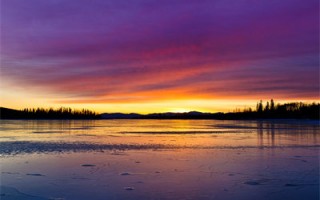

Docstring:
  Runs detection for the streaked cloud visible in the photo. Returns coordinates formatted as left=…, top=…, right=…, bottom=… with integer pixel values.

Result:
left=1, top=0, right=319, bottom=112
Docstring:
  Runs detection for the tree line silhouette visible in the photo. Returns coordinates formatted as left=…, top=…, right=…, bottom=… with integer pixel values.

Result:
left=0, top=99, right=319, bottom=119
left=0, top=107, right=99, bottom=119
left=224, top=99, right=319, bottom=119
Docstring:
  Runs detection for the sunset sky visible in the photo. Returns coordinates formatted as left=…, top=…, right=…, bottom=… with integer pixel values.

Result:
left=1, top=0, right=319, bottom=113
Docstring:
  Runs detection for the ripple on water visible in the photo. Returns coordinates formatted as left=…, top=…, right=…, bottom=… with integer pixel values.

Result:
left=124, top=187, right=134, bottom=191
left=81, top=164, right=96, bottom=167
left=120, top=172, right=131, bottom=176
left=26, top=173, right=45, bottom=177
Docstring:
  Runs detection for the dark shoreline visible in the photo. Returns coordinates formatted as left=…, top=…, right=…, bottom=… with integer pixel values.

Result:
left=1, top=104, right=319, bottom=120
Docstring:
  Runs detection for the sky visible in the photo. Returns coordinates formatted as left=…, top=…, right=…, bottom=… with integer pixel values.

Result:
left=0, top=0, right=319, bottom=113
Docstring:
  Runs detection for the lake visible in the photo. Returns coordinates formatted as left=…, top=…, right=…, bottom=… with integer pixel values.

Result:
left=0, top=119, right=319, bottom=200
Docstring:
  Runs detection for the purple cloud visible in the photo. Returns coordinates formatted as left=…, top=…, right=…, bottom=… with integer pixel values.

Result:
left=1, top=0, right=319, bottom=103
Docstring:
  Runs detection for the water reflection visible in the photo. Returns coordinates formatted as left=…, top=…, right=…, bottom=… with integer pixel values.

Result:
left=0, top=120, right=319, bottom=200
left=0, top=120, right=319, bottom=155
left=255, top=120, right=319, bottom=148
left=256, top=121, right=276, bottom=147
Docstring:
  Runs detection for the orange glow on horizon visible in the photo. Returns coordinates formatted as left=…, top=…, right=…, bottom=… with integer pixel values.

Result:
left=1, top=71, right=319, bottom=114
left=1, top=86, right=319, bottom=114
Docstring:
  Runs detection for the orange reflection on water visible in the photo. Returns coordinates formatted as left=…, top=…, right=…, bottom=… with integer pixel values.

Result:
left=0, top=119, right=318, bottom=149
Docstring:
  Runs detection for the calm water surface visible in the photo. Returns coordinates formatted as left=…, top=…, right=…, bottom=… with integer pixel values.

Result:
left=0, top=120, right=319, bottom=200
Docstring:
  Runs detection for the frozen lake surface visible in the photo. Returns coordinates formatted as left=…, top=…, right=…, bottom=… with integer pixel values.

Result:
left=0, top=119, right=319, bottom=200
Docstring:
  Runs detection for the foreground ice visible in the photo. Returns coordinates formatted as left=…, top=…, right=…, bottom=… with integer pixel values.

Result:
left=0, top=186, right=48, bottom=200
left=1, top=147, right=318, bottom=200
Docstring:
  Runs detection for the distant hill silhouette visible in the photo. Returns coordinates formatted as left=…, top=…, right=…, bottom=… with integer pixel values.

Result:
left=101, top=111, right=216, bottom=119
left=101, top=113, right=141, bottom=119
left=101, top=100, right=319, bottom=120
left=1, top=100, right=319, bottom=120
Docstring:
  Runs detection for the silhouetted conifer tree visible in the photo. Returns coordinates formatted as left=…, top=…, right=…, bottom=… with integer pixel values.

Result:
left=270, top=99, right=275, bottom=111
left=257, top=100, right=263, bottom=113
left=265, top=101, right=270, bottom=112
